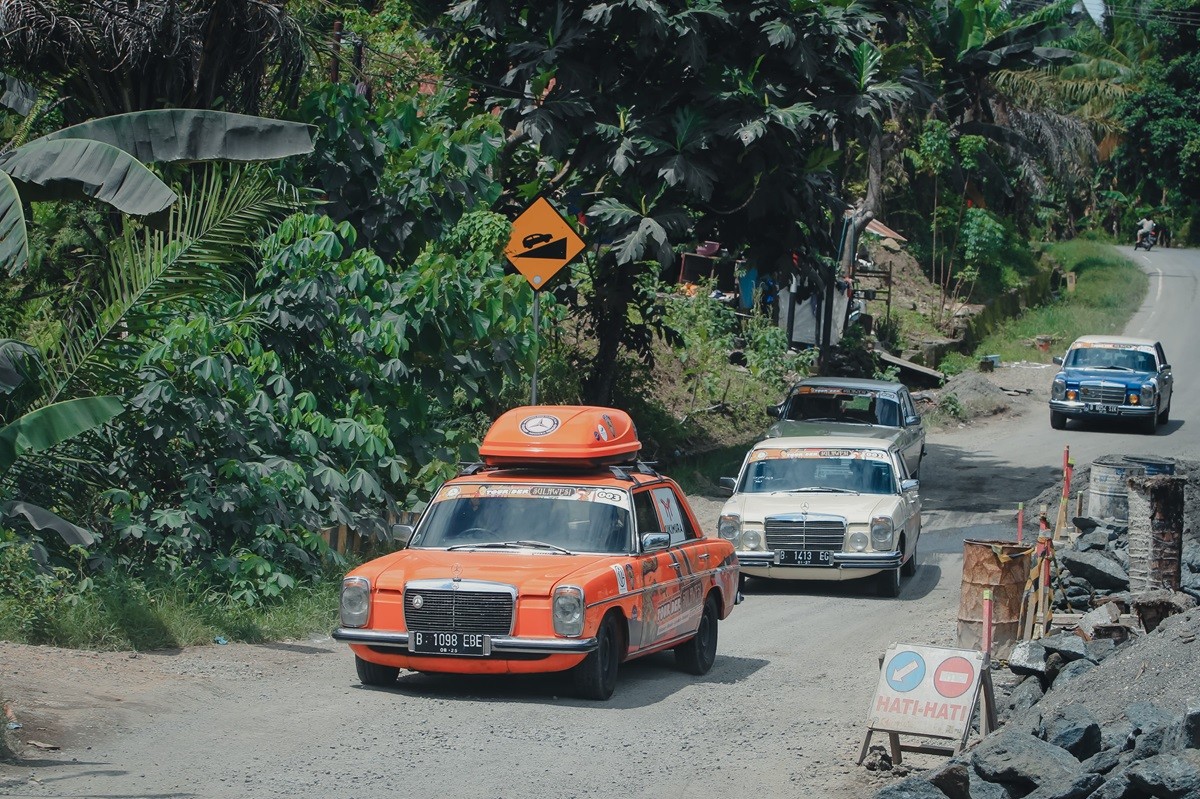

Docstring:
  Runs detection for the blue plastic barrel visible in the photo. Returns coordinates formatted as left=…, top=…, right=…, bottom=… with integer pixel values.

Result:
left=738, top=267, right=758, bottom=310
left=1124, top=455, right=1176, bottom=476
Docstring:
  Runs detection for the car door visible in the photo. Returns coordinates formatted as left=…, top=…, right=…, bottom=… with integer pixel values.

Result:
left=898, top=390, right=925, bottom=475
left=1156, top=343, right=1173, bottom=410
left=895, top=451, right=922, bottom=551
left=631, top=486, right=705, bottom=650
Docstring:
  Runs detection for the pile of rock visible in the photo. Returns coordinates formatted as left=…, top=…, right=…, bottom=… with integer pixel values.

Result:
left=873, top=610, right=1200, bottom=798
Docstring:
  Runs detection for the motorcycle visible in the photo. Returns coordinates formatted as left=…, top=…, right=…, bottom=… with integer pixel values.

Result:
left=1135, top=229, right=1157, bottom=251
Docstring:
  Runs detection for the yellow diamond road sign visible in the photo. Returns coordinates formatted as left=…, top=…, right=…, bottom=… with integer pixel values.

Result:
left=504, top=197, right=586, bottom=291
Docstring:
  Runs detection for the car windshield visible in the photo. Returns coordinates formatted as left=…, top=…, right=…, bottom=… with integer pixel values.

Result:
left=413, top=484, right=633, bottom=554
left=1065, top=346, right=1156, bottom=372
left=783, top=391, right=901, bottom=426
left=738, top=450, right=896, bottom=495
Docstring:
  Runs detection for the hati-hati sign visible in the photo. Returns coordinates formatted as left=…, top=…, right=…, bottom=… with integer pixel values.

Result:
left=859, top=644, right=992, bottom=764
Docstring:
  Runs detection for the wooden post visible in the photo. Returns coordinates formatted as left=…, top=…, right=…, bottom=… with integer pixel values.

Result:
left=1017, top=502, right=1024, bottom=544
left=982, top=588, right=994, bottom=658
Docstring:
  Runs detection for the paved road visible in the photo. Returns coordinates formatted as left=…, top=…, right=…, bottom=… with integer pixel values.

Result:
left=1, top=246, right=1195, bottom=799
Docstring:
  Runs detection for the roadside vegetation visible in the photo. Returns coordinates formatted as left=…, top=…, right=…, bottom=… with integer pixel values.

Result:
left=0, top=0, right=1195, bottom=650
left=938, top=241, right=1149, bottom=374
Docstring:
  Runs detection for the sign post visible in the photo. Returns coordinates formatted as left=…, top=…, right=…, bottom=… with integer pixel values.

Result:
left=859, top=644, right=996, bottom=765
left=503, top=197, right=587, bottom=404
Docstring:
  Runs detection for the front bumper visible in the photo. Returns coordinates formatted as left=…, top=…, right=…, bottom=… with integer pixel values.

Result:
left=1049, top=399, right=1155, bottom=419
left=331, top=627, right=598, bottom=655
left=736, top=550, right=902, bottom=570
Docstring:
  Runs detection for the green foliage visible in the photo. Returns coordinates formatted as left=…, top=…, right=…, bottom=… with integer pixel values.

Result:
left=294, top=84, right=503, bottom=264
left=0, top=526, right=340, bottom=648
left=742, top=308, right=813, bottom=389
left=102, top=212, right=535, bottom=601
left=662, top=282, right=736, bottom=416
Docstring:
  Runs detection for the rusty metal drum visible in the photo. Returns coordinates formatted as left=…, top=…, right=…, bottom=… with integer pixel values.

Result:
left=956, top=539, right=1032, bottom=660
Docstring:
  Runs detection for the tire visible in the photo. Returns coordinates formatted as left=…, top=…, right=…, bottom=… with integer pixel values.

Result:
left=573, top=613, right=622, bottom=700
left=901, top=537, right=918, bottom=578
left=1050, top=410, right=1066, bottom=430
left=1158, top=401, right=1170, bottom=423
left=876, top=567, right=901, bottom=598
left=1143, top=411, right=1159, bottom=435
left=355, top=655, right=399, bottom=687
left=675, top=595, right=720, bottom=676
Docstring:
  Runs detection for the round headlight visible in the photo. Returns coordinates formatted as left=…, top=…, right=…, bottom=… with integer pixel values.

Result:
left=849, top=532, right=868, bottom=552
left=340, top=576, right=370, bottom=627
left=552, top=586, right=584, bottom=637
left=871, top=517, right=894, bottom=549
left=741, top=529, right=763, bottom=550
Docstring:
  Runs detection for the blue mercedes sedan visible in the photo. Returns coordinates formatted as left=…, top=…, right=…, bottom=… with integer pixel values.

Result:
left=1049, top=335, right=1174, bottom=434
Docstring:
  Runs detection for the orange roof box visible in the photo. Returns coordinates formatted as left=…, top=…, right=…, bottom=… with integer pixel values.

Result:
left=479, top=406, right=640, bottom=468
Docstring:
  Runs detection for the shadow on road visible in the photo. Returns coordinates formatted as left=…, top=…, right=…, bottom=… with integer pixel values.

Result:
left=922, top=440, right=1060, bottom=513
left=357, top=651, right=768, bottom=709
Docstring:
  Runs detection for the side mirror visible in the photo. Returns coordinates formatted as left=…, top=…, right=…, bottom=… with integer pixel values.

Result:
left=1162, top=363, right=1171, bottom=371
left=900, top=479, right=919, bottom=493
left=767, top=403, right=783, bottom=419
left=719, top=476, right=737, bottom=495
left=1052, top=356, right=1063, bottom=365
left=391, top=524, right=415, bottom=546
left=641, top=532, right=671, bottom=552
left=904, top=415, right=921, bottom=426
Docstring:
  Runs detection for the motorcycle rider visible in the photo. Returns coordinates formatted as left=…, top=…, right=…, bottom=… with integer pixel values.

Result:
left=1137, top=215, right=1156, bottom=247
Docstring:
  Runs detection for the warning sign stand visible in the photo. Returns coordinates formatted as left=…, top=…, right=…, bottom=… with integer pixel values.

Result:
left=858, top=644, right=998, bottom=766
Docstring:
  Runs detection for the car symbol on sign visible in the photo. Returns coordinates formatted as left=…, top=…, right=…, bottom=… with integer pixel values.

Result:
left=523, top=232, right=554, bottom=248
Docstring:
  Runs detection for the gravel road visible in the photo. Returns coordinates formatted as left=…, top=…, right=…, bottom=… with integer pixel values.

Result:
left=2, top=245, right=1197, bottom=799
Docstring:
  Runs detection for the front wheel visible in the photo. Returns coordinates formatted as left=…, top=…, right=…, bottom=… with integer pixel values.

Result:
left=876, top=567, right=902, bottom=598
left=675, top=595, right=719, bottom=676
left=1143, top=412, right=1159, bottom=435
left=901, top=537, right=918, bottom=578
left=355, top=655, right=399, bottom=687
left=573, top=613, right=622, bottom=700
left=1158, top=402, right=1171, bottom=423
left=1050, top=410, right=1067, bottom=430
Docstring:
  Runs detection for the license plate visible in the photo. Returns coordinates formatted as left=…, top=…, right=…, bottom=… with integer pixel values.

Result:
left=409, top=631, right=489, bottom=656
left=778, top=550, right=834, bottom=567
left=1084, top=403, right=1120, bottom=414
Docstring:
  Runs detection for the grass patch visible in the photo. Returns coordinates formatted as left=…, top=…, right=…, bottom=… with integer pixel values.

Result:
left=0, top=569, right=341, bottom=651
left=940, top=241, right=1148, bottom=371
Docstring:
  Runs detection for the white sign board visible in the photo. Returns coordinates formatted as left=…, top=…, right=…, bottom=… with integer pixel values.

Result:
left=868, top=644, right=985, bottom=740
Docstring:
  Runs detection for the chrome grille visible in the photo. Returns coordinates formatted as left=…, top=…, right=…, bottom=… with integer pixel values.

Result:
left=1079, top=383, right=1127, bottom=404
left=764, top=516, right=847, bottom=552
left=403, top=588, right=514, bottom=635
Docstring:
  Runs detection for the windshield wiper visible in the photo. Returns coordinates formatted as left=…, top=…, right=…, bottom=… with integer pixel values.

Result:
left=447, top=540, right=574, bottom=554
left=1096, top=365, right=1135, bottom=371
left=782, top=487, right=861, bottom=495
left=797, top=416, right=873, bottom=425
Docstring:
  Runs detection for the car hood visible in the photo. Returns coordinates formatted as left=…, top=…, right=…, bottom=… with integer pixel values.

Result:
left=721, top=491, right=900, bottom=522
left=1059, top=367, right=1154, bottom=386
left=372, top=548, right=616, bottom=597
left=765, top=420, right=904, bottom=441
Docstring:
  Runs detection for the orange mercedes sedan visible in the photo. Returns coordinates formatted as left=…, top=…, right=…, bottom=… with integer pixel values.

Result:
left=332, top=406, right=741, bottom=700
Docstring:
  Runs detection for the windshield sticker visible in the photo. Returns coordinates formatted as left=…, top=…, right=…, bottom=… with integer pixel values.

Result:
left=752, top=448, right=889, bottom=461
left=432, top=483, right=631, bottom=510
left=799, top=386, right=884, bottom=398
left=1073, top=342, right=1154, bottom=353
left=519, top=414, right=560, bottom=436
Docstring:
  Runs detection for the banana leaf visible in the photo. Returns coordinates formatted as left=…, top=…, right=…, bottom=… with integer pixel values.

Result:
left=1, top=501, right=95, bottom=547
left=0, top=339, right=41, bottom=394
left=0, top=395, right=124, bottom=475
left=0, top=170, right=28, bottom=274
left=38, top=109, right=315, bottom=164
left=0, top=138, right=178, bottom=216
left=0, top=71, right=36, bottom=116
